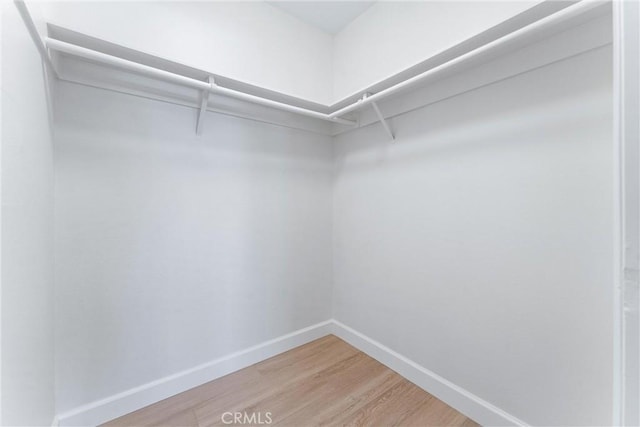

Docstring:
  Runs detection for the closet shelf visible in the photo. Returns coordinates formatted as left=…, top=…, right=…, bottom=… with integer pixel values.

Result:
left=20, top=0, right=607, bottom=138
left=45, top=37, right=357, bottom=129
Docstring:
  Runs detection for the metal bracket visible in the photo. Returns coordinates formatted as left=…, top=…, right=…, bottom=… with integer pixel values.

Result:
left=370, top=99, right=395, bottom=141
left=361, top=93, right=394, bottom=141
left=196, top=76, right=214, bottom=135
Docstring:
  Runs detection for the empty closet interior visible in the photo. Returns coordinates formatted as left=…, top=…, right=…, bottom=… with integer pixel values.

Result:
left=2, top=1, right=639, bottom=426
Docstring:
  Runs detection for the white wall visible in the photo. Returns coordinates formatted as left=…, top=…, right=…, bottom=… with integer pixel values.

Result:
left=40, top=1, right=561, bottom=105
left=332, top=45, right=613, bottom=426
left=1, top=2, right=56, bottom=426
left=53, top=82, right=333, bottom=413
left=41, top=1, right=550, bottom=105
left=332, top=1, right=539, bottom=101
left=40, top=1, right=334, bottom=105
left=10, top=2, right=617, bottom=424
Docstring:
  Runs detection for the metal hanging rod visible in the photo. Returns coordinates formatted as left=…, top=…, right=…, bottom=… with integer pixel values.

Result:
left=44, top=37, right=357, bottom=127
left=327, top=0, right=607, bottom=120
left=14, top=0, right=58, bottom=77
left=22, top=0, right=604, bottom=138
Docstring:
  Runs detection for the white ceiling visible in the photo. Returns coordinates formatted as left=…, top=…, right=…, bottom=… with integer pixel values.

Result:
left=267, top=1, right=375, bottom=35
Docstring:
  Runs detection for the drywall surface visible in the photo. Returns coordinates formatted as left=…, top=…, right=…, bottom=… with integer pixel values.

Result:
left=332, top=46, right=614, bottom=425
left=332, top=1, right=540, bottom=101
left=53, top=82, right=333, bottom=413
left=38, top=1, right=548, bottom=105
left=40, top=1, right=333, bottom=105
left=1, top=2, right=55, bottom=426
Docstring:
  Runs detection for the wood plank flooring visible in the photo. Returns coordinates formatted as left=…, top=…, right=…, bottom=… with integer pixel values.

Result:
left=103, top=335, right=479, bottom=427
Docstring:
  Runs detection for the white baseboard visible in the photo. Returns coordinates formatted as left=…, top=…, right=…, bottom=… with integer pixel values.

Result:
left=57, top=320, right=333, bottom=426
left=329, top=320, right=528, bottom=426
left=57, top=319, right=525, bottom=427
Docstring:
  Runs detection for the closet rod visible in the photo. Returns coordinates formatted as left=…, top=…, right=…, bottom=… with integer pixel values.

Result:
left=328, top=0, right=607, bottom=119
left=44, top=38, right=357, bottom=127
left=14, top=0, right=58, bottom=77
left=42, top=0, right=603, bottom=129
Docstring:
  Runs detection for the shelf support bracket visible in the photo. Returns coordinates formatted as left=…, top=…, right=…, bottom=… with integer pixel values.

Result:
left=371, top=100, right=394, bottom=141
left=196, top=76, right=214, bottom=135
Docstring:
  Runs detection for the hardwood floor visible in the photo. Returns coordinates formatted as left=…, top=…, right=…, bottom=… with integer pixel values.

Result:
left=103, top=335, right=479, bottom=427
